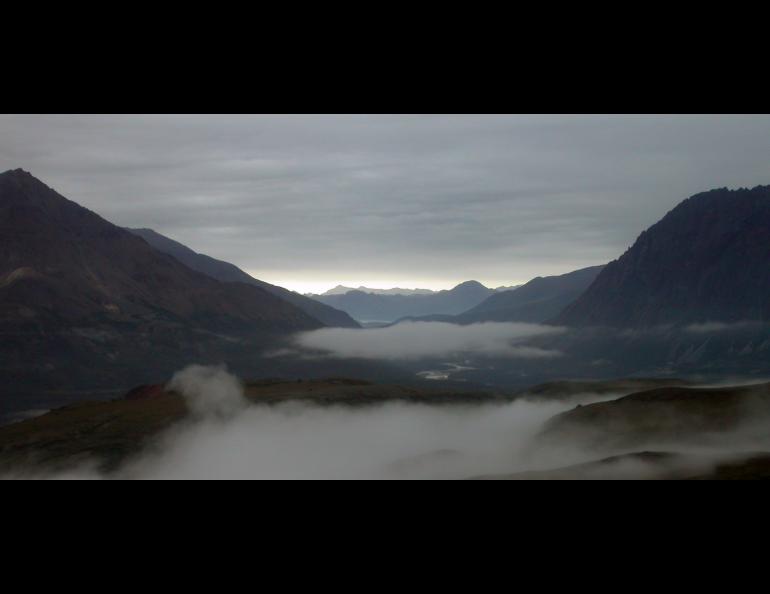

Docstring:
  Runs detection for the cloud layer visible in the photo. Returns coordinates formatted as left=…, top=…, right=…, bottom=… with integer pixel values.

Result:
left=290, top=321, right=564, bottom=360
left=3, top=115, right=770, bottom=289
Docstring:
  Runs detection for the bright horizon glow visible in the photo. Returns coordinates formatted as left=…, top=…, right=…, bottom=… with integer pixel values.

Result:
left=248, top=275, right=526, bottom=295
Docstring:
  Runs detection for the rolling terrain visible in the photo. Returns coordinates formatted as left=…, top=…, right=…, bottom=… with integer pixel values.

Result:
left=4, top=375, right=770, bottom=479
left=538, top=381, right=770, bottom=452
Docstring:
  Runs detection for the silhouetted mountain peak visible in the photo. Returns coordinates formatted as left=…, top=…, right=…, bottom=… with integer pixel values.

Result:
left=0, top=169, right=55, bottom=193
left=1, top=168, right=35, bottom=179
left=1, top=171, right=323, bottom=331
left=451, top=280, right=485, bottom=291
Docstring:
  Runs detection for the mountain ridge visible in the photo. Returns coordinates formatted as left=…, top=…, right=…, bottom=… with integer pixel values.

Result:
left=553, top=185, right=770, bottom=328
left=318, top=285, right=436, bottom=296
left=310, top=279, right=496, bottom=322
left=128, top=228, right=359, bottom=328
left=0, top=169, right=324, bottom=397
left=394, top=265, right=604, bottom=325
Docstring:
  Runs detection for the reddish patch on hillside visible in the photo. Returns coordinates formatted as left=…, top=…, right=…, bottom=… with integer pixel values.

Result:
left=123, top=384, right=166, bottom=401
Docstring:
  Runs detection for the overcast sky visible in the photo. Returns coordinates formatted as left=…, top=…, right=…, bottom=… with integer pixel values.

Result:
left=2, top=114, right=770, bottom=293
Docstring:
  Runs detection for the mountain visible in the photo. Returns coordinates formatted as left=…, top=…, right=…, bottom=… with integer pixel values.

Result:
left=0, top=169, right=323, bottom=395
left=311, top=280, right=495, bottom=322
left=554, top=186, right=770, bottom=328
left=455, top=266, right=604, bottom=323
left=394, top=266, right=603, bottom=325
left=128, top=228, right=359, bottom=328
left=319, top=285, right=436, bottom=296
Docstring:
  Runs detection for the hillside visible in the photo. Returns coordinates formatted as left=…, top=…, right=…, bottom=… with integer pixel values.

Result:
left=554, top=186, right=770, bottom=328
left=128, top=228, right=359, bottom=328
left=0, top=169, right=322, bottom=396
left=538, top=381, right=770, bottom=452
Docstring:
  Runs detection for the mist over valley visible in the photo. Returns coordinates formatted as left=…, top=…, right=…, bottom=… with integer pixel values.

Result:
left=4, top=114, right=770, bottom=480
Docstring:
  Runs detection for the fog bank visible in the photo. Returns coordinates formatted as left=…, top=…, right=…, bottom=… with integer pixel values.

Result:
left=10, top=365, right=770, bottom=480
left=291, top=321, right=564, bottom=360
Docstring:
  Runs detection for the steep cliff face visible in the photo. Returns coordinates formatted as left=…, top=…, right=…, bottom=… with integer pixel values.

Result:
left=554, top=186, right=770, bottom=328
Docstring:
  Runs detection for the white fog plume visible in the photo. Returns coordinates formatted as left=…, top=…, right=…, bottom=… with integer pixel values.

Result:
left=123, top=398, right=573, bottom=480
left=291, top=321, right=565, bottom=360
left=167, top=364, right=246, bottom=418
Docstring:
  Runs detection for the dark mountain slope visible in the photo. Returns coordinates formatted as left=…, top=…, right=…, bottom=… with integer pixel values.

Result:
left=456, top=265, right=604, bottom=323
left=312, top=280, right=494, bottom=322
left=394, top=266, right=604, bottom=325
left=0, top=169, right=323, bottom=398
left=554, top=186, right=770, bottom=328
left=127, top=228, right=359, bottom=328
left=0, top=169, right=320, bottom=332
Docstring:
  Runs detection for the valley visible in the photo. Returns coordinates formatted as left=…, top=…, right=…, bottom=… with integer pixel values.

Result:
left=4, top=113, right=770, bottom=480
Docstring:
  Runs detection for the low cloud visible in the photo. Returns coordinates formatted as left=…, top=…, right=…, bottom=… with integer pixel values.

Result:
left=168, top=364, right=246, bottom=419
left=53, top=366, right=579, bottom=480
left=7, top=366, right=770, bottom=480
left=291, top=321, right=565, bottom=360
left=684, top=321, right=763, bottom=334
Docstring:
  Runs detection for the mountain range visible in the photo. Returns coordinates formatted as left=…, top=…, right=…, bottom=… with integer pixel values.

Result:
left=318, top=285, right=436, bottom=296
left=316, top=284, right=520, bottom=297
left=310, top=280, right=496, bottom=322
left=395, top=265, right=604, bottom=325
left=7, top=168, right=770, bottom=407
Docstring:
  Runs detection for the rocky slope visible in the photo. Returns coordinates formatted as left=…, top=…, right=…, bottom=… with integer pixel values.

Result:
left=554, top=186, right=770, bottom=328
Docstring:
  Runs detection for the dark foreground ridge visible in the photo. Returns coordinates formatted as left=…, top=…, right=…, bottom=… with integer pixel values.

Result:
left=538, top=381, right=770, bottom=452
left=4, top=376, right=770, bottom=479
left=473, top=451, right=770, bottom=480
